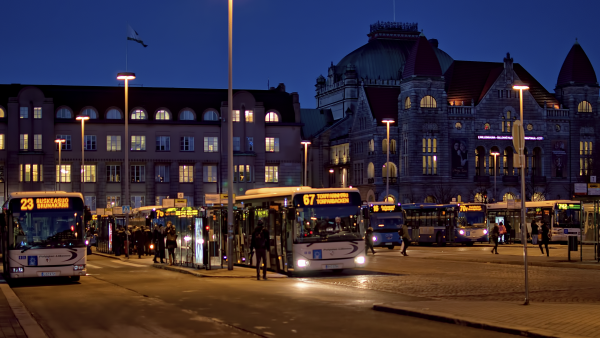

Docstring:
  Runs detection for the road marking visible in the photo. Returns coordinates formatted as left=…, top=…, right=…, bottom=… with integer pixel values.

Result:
left=113, top=260, right=146, bottom=267
left=86, top=264, right=102, bottom=269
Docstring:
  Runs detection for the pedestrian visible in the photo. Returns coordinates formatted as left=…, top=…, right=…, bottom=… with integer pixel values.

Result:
left=153, top=224, right=165, bottom=264
left=505, top=221, right=512, bottom=244
left=134, top=226, right=146, bottom=259
left=498, top=221, right=506, bottom=244
left=144, top=225, right=152, bottom=255
left=250, top=220, right=270, bottom=280
left=165, top=222, right=178, bottom=266
left=400, top=223, right=411, bottom=256
left=531, top=220, right=539, bottom=245
left=490, top=223, right=499, bottom=254
left=539, top=221, right=550, bottom=257
left=365, top=226, right=375, bottom=255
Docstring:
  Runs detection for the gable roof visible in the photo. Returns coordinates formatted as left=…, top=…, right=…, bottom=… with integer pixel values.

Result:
left=513, top=64, right=559, bottom=107
left=556, top=41, right=598, bottom=87
left=364, top=87, right=400, bottom=124
left=403, top=36, right=442, bottom=78
left=301, top=108, right=333, bottom=139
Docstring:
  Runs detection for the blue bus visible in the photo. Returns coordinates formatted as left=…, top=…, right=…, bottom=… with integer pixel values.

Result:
left=368, top=203, right=403, bottom=249
left=403, top=203, right=488, bottom=245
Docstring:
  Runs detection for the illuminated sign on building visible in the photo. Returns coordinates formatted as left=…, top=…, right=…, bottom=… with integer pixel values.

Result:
left=477, top=135, right=544, bottom=141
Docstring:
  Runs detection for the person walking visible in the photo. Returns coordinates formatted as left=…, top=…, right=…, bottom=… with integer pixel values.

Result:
left=365, top=226, right=375, bottom=255
left=400, top=223, right=411, bottom=256
left=498, top=222, right=507, bottom=244
left=490, top=223, right=500, bottom=254
left=165, top=222, right=178, bottom=266
left=531, top=220, right=539, bottom=246
left=539, top=221, right=550, bottom=256
left=153, top=224, right=165, bottom=263
left=251, top=220, right=270, bottom=280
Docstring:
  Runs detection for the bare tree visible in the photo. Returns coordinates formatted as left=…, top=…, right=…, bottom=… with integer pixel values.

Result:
left=468, top=180, right=492, bottom=203
left=428, top=182, right=458, bottom=204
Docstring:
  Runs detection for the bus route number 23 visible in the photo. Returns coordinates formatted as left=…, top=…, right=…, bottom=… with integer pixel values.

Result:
left=303, top=194, right=316, bottom=206
left=20, top=198, right=34, bottom=211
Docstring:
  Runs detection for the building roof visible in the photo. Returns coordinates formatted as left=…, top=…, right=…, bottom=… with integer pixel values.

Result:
left=364, top=87, right=400, bottom=124
left=0, top=84, right=298, bottom=123
left=403, top=36, right=442, bottom=78
left=556, top=41, right=598, bottom=87
left=300, top=108, right=333, bottom=139
left=444, top=61, right=558, bottom=107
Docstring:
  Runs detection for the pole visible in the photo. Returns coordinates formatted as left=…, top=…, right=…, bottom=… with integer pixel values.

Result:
left=124, top=79, right=129, bottom=209
left=304, top=144, right=308, bottom=186
left=519, top=88, right=529, bottom=305
left=494, top=155, right=497, bottom=202
left=81, top=119, right=85, bottom=202
left=58, top=144, right=62, bottom=191
left=386, top=122, right=390, bottom=201
left=227, top=0, right=234, bottom=270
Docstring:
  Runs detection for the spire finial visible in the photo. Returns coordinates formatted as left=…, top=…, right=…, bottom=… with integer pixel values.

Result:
left=575, top=38, right=580, bottom=45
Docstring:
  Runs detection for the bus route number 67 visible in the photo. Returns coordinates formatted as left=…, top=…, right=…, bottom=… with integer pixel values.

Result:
left=20, top=198, right=34, bottom=211
left=303, top=194, right=316, bottom=206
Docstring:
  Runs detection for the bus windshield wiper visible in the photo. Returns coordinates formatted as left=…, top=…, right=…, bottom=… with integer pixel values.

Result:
left=20, top=245, right=32, bottom=253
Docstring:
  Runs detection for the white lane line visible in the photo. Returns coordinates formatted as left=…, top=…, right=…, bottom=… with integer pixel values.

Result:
left=113, top=260, right=146, bottom=267
left=85, top=263, right=102, bottom=269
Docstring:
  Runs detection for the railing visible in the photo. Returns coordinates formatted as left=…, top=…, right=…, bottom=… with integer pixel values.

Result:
left=448, top=106, right=474, bottom=115
left=330, top=157, right=351, bottom=165
left=383, top=177, right=398, bottom=184
left=545, top=109, right=569, bottom=117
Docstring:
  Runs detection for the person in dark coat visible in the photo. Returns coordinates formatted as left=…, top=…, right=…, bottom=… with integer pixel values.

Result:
left=490, top=223, right=500, bottom=254
left=165, top=222, right=178, bottom=266
left=531, top=220, right=539, bottom=245
left=365, top=226, right=375, bottom=255
left=114, top=226, right=122, bottom=256
left=134, top=226, right=146, bottom=259
left=539, top=222, right=550, bottom=256
left=144, top=226, right=152, bottom=256
left=250, top=220, right=270, bottom=280
left=505, top=222, right=512, bottom=244
left=153, top=224, right=165, bottom=263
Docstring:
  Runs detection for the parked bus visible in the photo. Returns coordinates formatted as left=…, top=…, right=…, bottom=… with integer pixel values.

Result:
left=235, top=187, right=366, bottom=274
left=1, top=192, right=87, bottom=281
left=487, top=200, right=581, bottom=242
left=368, top=202, right=403, bottom=249
left=402, top=203, right=488, bottom=245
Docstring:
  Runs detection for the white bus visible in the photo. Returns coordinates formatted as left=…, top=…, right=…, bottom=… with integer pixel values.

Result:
left=235, top=187, right=366, bottom=274
left=487, top=200, right=581, bottom=242
left=1, top=192, right=87, bottom=281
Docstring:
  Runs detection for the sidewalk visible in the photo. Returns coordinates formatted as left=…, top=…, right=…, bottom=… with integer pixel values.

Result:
left=0, top=281, right=27, bottom=338
left=374, top=299, right=600, bottom=338
left=0, top=274, right=47, bottom=338
left=92, top=248, right=287, bottom=278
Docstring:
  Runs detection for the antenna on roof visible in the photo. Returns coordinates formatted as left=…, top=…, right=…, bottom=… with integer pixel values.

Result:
left=393, top=0, right=396, bottom=22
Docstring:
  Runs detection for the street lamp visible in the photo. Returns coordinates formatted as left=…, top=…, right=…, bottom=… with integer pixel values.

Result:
left=491, top=151, right=500, bottom=202
left=76, top=115, right=90, bottom=202
left=226, top=0, right=234, bottom=270
left=301, top=141, right=311, bottom=187
left=55, top=139, right=66, bottom=191
left=513, top=81, right=530, bottom=305
left=117, top=72, right=135, bottom=210
left=382, top=119, right=395, bottom=202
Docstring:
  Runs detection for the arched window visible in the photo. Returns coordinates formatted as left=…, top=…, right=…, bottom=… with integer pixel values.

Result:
left=390, top=139, right=397, bottom=154
left=180, top=110, right=195, bottom=121
left=106, top=109, right=121, bottom=119
left=367, top=162, right=375, bottom=178
left=475, top=146, right=485, bottom=176
left=420, top=95, right=437, bottom=108
left=503, top=147, right=514, bottom=176
left=404, top=97, right=411, bottom=109
left=155, top=110, right=171, bottom=120
left=382, top=139, right=388, bottom=153
left=203, top=110, right=219, bottom=121
left=131, top=109, right=147, bottom=120
left=382, top=162, right=397, bottom=177
left=578, top=101, right=592, bottom=113
left=81, top=108, right=98, bottom=119
left=57, top=108, right=72, bottom=119
left=0, top=107, right=4, bottom=118
left=384, top=195, right=396, bottom=203
left=368, top=139, right=375, bottom=152
left=533, top=147, right=542, bottom=176
left=490, top=146, right=500, bottom=175
left=265, top=111, right=280, bottom=122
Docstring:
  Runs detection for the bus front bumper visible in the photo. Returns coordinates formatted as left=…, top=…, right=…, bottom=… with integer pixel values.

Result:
left=10, top=265, right=86, bottom=278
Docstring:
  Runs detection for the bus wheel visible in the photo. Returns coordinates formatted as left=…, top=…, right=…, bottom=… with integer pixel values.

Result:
left=70, top=276, right=81, bottom=282
left=436, top=233, right=446, bottom=246
left=387, top=246, right=394, bottom=250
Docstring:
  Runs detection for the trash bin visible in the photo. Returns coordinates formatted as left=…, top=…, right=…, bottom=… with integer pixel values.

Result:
left=568, top=236, right=578, bottom=251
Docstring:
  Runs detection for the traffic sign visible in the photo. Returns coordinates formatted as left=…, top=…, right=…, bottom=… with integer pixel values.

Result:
left=512, top=120, right=525, bottom=152
left=122, top=205, right=131, bottom=214
left=177, top=192, right=184, bottom=199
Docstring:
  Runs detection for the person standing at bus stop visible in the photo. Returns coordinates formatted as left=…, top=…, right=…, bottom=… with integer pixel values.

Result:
left=153, top=224, right=165, bottom=264
left=251, top=220, right=270, bottom=280
left=491, top=223, right=500, bottom=254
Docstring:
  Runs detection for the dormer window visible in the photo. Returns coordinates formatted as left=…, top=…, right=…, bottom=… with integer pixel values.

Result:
left=578, top=101, right=592, bottom=113
left=265, top=111, right=280, bottom=123
left=404, top=97, right=411, bottom=109
left=420, top=95, right=436, bottom=108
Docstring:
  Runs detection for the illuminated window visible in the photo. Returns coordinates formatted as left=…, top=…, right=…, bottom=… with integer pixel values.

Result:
left=107, top=136, right=121, bottom=151
left=0, top=134, right=4, bottom=150
left=420, top=95, right=437, bottom=108
left=56, top=165, right=71, bottom=183
left=131, top=136, right=146, bottom=151
left=34, top=134, right=42, bottom=150
left=265, top=137, right=279, bottom=152
left=130, top=196, right=145, bottom=209
left=180, top=136, right=194, bottom=151
left=155, top=110, right=171, bottom=120
left=455, top=122, right=462, bottom=130
left=578, top=101, right=592, bottom=113
left=180, top=110, right=195, bottom=121
left=155, top=165, right=169, bottom=183
left=34, top=107, right=42, bottom=119
left=82, top=165, right=97, bottom=182
left=106, top=196, right=120, bottom=207
left=24, top=164, right=31, bottom=182
left=368, top=139, right=375, bottom=152
left=580, top=141, right=593, bottom=176
left=81, top=108, right=98, bottom=119
left=56, top=135, right=71, bottom=150
left=405, top=97, right=411, bottom=109
left=84, top=135, right=96, bottom=150
left=232, top=110, right=240, bottom=122
left=265, top=166, right=279, bottom=183
left=20, top=107, right=28, bottom=119
left=245, top=110, right=254, bottom=123
left=106, top=109, right=121, bottom=119
left=107, top=165, right=120, bottom=182
left=555, top=124, right=561, bottom=132
left=0, top=107, right=4, bottom=118
left=203, top=165, right=217, bottom=183
left=20, top=134, right=28, bottom=150
left=131, top=109, right=147, bottom=120
left=130, top=165, right=145, bottom=183
left=234, top=165, right=251, bottom=182
left=502, top=111, right=512, bottom=133
left=422, top=136, right=437, bottom=175
left=265, top=112, right=279, bottom=122
left=203, top=110, right=218, bottom=121
left=57, top=108, right=72, bottom=119
left=179, top=165, right=194, bottom=183
left=204, top=137, right=218, bottom=152
left=367, top=162, right=375, bottom=178
left=382, top=162, right=397, bottom=177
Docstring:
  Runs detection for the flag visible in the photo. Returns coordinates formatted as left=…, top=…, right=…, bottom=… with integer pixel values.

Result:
left=127, top=25, right=148, bottom=47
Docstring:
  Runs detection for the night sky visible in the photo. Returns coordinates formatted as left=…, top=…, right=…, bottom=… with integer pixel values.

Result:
left=1, top=0, right=598, bottom=109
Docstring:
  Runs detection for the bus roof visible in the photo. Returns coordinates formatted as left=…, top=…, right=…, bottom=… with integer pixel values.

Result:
left=8, top=191, right=83, bottom=200
left=237, top=186, right=360, bottom=202
left=487, top=200, right=580, bottom=210
left=132, top=205, right=162, bottom=214
left=368, top=202, right=398, bottom=206
left=402, top=203, right=458, bottom=210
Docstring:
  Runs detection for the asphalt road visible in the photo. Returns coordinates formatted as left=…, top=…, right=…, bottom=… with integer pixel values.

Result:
left=8, top=254, right=518, bottom=338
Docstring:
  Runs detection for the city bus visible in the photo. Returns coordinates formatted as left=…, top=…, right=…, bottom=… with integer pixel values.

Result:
left=368, top=202, right=403, bottom=249
left=235, top=187, right=366, bottom=274
left=487, top=200, right=581, bottom=242
left=402, top=203, right=488, bottom=245
left=1, top=192, right=87, bottom=281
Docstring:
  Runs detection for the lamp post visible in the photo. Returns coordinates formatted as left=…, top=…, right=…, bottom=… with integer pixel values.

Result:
left=226, top=0, right=234, bottom=270
left=382, top=119, right=395, bottom=202
left=491, top=151, right=500, bottom=202
left=55, top=139, right=65, bottom=191
left=117, top=72, right=135, bottom=209
left=513, top=81, right=530, bottom=305
left=301, top=141, right=311, bottom=186
left=76, top=116, right=90, bottom=201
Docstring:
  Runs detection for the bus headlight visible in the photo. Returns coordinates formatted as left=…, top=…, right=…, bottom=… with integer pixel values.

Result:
left=297, top=259, right=309, bottom=267
left=85, top=240, right=89, bottom=245
left=11, top=267, right=24, bottom=273
left=73, top=264, right=86, bottom=271
left=150, top=244, right=154, bottom=250
left=372, top=236, right=377, bottom=242
left=459, top=230, right=465, bottom=235
left=354, top=256, right=366, bottom=265
left=483, top=229, right=488, bottom=235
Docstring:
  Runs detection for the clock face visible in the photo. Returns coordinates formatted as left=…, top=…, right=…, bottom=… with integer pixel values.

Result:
left=527, top=124, right=533, bottom=131
left=555, top=124, right=561, bottom=132
left=455, top=122, right=462, bottom=130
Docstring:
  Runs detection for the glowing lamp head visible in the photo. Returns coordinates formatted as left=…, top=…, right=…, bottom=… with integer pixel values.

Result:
left=117, top=72, right=136, bottom=80
left=512, top=81, right=529, bottom=90
left=55, top=139, right=66, bottom=144
left=382, top=118, right=395, bottom=124
left=76, top=115, right=90, bottom=121
left=491, top=152, right=500, bottom=156
left=301, top=141, right=311, bottom=145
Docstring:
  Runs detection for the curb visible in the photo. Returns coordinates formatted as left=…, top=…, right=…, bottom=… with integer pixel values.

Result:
left=372, top=303, right=583, bottom=338
left=0, top=281, right=48, bottom=338
left=91, top=251, right=128, bottom=261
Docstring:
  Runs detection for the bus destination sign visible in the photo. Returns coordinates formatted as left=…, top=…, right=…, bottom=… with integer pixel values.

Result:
left=459, top=205, right=483, bottom=212
left=20, top=198, right=70, bottom=211
left=558, top=203, right=580, bottom=210
left=302, top=193, right=350, bottom=206
left=371, top=205, right=400, bottom=213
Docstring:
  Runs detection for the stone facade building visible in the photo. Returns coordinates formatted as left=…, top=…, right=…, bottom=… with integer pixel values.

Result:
left=305, top=22, right=598, bottom=203
left=0, top=83, right=303, bottom=209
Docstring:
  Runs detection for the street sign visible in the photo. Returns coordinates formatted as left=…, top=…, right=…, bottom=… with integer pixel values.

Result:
left=512, top=120, right=525, bottom=152
left=591, top=176, right=597, bottom=183
left=574, top=183, right=588, bottom=195
left=588, top=183, right=600, bottom=196
left=122, top=205, right=131, bottom=214
left=174, top=199, right=187, bottom=207
left=177, top=192, right=184, bottom=199
left=162, top=198, right=175, bottom=208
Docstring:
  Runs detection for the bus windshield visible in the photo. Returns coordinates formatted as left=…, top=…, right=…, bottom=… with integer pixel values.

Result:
left=555, top=208, right=580, bottom=228
left=457, top=211, right=486, bottom=228
left=295, top=205, right=362, bottom=243
left=10, top=210, right=85, bottom=249
left=371, top=213, right=403, bottom=230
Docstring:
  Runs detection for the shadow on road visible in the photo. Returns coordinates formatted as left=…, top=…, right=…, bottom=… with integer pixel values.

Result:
left=6, top=276, right=81, bottom=288
left=291, top=269, right=402, bottom=279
